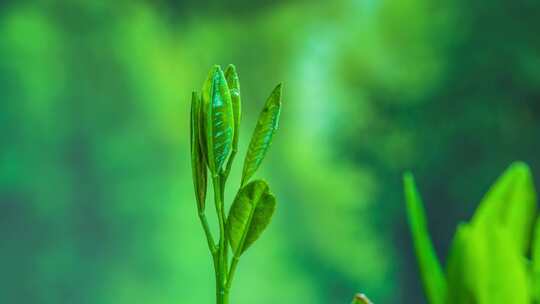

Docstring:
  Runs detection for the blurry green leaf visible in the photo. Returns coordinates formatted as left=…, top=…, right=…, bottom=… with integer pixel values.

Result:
left=351, top=293, right=373, bottom=304
left=201, top=65, right=234, bottom=174
left=468, top=162, right=535, bottom=304
left=444, top=163, right=535, bottom=304
left=446, top=224, right=481, bottom=304
left=225, top=64, right=241, bottom=153
left=475, top=227, right=530, bottom=303
left=531, top=216, right=540, bottom=301
left=241, top=83, right=282, bottom=186
left=403, top=172, right=446, bottom=304
left=190, top=91, right=207, bottom=212
left=227, top=180, right=276, bottom=255
left=447, top=223, right=531, bottom=303
left=472, top=162, right=537, bottom=253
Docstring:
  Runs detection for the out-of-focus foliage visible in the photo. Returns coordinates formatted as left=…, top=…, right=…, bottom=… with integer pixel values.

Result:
left=405, top=162, right=537, bottom=303
left=0, top=0, right=539, bottom=303
left=351, top=293, right=373, bottom=304
left=403, top=173, right=446, bottom=304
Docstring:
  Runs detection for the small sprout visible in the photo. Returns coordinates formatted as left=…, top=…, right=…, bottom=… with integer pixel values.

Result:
left=189, top=65, right=282, bottom=304
left=351, top=293, right=373, bottom=304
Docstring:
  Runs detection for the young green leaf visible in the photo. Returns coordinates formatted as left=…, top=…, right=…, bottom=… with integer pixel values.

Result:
left=201, top=65, right=234, bottom=175
left=445, top=224, right=481, bottom=304
left=465, top=162, right=534, bottom=303
left=403, top=172, right=446, bottom=304
left=471, top=162, right=537, bottom=253
left=226, top=179, right=276, bottom=255
left=479, top=227, right=530, bottom=303
left=190, top=91, right=207, bottom=212
left=446, top=222, right=531, bottom=304
left=241, top=83, right=282, bottom=186
left=351, top=293, right=373, bottom=304
left=225, top=64, right=241, bottom=153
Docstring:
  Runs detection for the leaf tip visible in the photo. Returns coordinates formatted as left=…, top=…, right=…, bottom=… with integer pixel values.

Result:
left=225, top=64, right=237, bottom=73
left=267, top=83, right=283, bottom=110
left=206, top=65, right=222, bottom=79
left=508, top=161, right=531, bottom=178
left=403, top=171, right=415, bottom=187
left=275, top=82, right=283, bottom=95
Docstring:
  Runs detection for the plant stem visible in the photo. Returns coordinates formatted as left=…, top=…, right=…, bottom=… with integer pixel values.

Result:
left=226, top=256, right=240, bottom=292
left=198, top=211, right=219, bottom=290
left=220, top=150, right=237, bottom=303
left=220, top=173, right=229, bottom=279
left=198, top=212, right=217, bottom=257
left=212, top=175, right=229, bottom=304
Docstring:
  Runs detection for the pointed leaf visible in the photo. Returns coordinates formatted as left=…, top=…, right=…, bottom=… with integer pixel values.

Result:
left=241, top=84, right=282, bottom=185
left=465, top=162, right=534, bottom=303
left=227, top=180, right=276, bottom=255
left=403, top=172, right=446, bottom=304
left=201, top=65, right=234, bottom=174
left=225, top=64, right=241, bottom=153
left=190, top=92, right=207, bottom=211
left=471, top=162, right=537, bottom=253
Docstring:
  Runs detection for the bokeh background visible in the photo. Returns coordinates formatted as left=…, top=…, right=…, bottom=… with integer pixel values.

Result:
left=1, top=0, right=540, bottom=303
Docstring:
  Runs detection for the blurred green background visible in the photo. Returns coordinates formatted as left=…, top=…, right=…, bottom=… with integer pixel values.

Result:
left=1, top=0, right=540, bottom=303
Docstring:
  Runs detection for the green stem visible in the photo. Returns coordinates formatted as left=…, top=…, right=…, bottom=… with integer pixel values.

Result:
left=226, top=256, right=240, bottom=292
left=220, top=171, right=231, bottom=274
left=198, top=212, right=217, bottom=257
left=212, top=174, right=229, bottom=304
left=198, top=211, right=219, bottom=291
